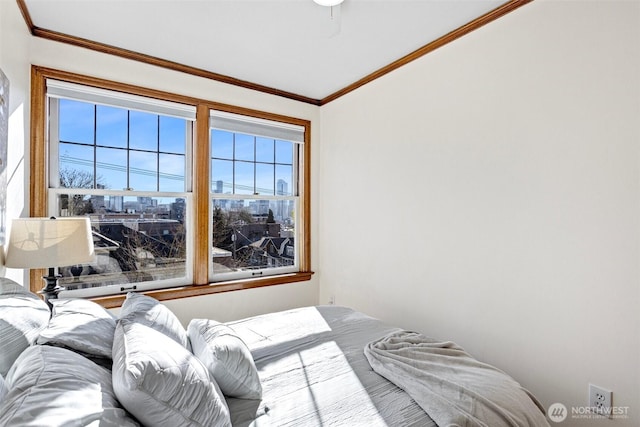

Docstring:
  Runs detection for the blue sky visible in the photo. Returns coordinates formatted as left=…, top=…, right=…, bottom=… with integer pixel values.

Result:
left=58, top=98, right=294, bottom=195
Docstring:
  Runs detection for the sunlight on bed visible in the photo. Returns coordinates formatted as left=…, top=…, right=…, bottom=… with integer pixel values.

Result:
left=253, top=340, right=387, bottom=426
left=227, top=307, right=333, bottom=358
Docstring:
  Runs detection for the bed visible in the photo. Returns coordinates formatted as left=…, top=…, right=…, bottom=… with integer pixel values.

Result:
left=0, top=278, right=549, bottom=426
left=225, top=305, right=434, bottom=426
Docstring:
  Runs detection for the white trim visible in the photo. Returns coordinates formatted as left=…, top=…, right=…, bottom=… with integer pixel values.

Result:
left=49, top=188, right=190, bottom=198
left=210, top=265, right=299, bottom=283
left=58, top=276, right=189, bottom=299
left=211, top=193, right=298, bottom=201
left=210, top=110, right=305, bottom=143
left=47, top=79, right=196, bottom=120
left=48, top=98, right=60, bottom=188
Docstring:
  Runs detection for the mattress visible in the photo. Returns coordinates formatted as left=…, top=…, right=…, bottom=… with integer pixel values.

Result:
left=224, top=305, right=435, bottom=427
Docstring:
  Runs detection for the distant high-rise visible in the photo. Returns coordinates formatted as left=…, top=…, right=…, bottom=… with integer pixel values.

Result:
left=110, top=196, right=124, bottom=212
left=250, top=200, right=270, bottom=216
left=137, top=197, right=153, bottom=210
left=276, top=179, right=288, bottom=220
left=214, top=180, right=223, bottom=193
left=277, top=179, right=288, bottom=196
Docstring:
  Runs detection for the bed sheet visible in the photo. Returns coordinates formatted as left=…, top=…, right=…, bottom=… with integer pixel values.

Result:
left=224, top=305, right=435, bottom=427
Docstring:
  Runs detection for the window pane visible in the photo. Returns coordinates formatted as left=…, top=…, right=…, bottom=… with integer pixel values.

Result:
left=256, top=163, right=274, bottom=195
left=159, top=153, right=185, bottom=192
left=211, top=159, right=233, bottom=193
left=59, top=99, right=94, bottom=144
left=274, top=199, right=295, bottom=223
left=234, top=161, right=254, bottom=195
left=96, top=147, right=126, bottom=190
left=130, top=111, right=158, bottom=151
left=160, top=116, right=186, bottom=155
left=276, top=165, right=293, bottom=196
left=53, top=195, right=188, bottom=290
left=234, top=133, right=254, bottom=162
left=275, top=140, right=293, bottom=164
left=59, top=143, right=94, bottom=188
left=256, top=137, right=274, bottom=163
left=96, top=105, right=127, bottom=148
left=129, top=150, right=157, bottom=191
left=211, top=198, right=296, bottom=276
left=211, top=129, right=233, bottom=159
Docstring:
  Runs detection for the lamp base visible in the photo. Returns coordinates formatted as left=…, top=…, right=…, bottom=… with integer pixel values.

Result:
left=38, top=274, right=65, bottom=308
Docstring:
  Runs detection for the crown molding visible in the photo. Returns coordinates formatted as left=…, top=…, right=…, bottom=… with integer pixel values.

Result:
left=16, top=0, right=533, bottom=106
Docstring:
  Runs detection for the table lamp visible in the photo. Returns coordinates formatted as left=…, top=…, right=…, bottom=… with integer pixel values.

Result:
left=4, top=217, right=95, bottom=305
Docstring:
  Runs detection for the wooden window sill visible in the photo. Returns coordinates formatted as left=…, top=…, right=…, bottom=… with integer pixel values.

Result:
left=91, top=271, right=314, bottom=309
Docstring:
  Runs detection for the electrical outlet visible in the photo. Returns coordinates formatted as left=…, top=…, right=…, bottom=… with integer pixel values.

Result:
left=589, top=384, right=612, bottom=418
left=328, top=295, right=335, bottom=305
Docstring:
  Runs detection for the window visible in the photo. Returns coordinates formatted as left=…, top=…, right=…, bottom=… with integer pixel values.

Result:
left=30, top=67, right=311, bottom=305
left=210, top=111, right=304, bottom=281
left=46, top=80, right=195, bottom=297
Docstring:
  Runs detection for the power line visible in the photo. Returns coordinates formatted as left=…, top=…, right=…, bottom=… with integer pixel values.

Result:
left=60, top=156, right=285, bottom=194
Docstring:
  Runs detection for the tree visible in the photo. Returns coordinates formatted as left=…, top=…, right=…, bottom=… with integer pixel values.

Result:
left=59, top=166, right=95, bottom=189
left=212, top=206, right=230, bottom=248
left=236, top=208, right=254, bottom=224
left=58, top=167, right=106, bottom=215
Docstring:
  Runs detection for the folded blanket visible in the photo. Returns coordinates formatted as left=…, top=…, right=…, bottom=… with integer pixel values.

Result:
left=364, top=331, right=550, bottom=427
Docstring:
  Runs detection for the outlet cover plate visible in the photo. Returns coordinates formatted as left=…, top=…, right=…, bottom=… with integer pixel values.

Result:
left=589, top=384, right=612, bottom=418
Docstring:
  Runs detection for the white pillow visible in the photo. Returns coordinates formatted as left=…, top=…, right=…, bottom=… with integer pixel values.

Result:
left=119, top=292, right=189, bottom=349
left=0, top=279, right=50, bottom=376
left=188, top=319, right=262, bottom=399
left=0, top=345, right=137, bottom=426
left=113, top=318, right=231, bottom=427
left=37, top=298, right=116, bottom=359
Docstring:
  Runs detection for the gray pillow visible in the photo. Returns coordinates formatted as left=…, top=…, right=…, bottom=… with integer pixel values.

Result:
left=188, top=319, right=262, bottom=399
left=0, top=278, right=50, bottom=376
left=0, top=345, right=138, bottom=426
left=0, top=374, right=7, bottom=403
left=112, top=318, right=231, bottom=427
left=37, top=298, right=116, bottom=359
left=119, top=292, right=189, bottom=349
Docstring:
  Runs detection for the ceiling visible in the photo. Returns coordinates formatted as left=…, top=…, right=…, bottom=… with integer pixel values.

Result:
left=20, top=0, right=524, bottom=104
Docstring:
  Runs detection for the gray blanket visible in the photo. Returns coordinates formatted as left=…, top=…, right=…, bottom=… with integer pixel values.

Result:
left=364, top=331, right=550, bottom=427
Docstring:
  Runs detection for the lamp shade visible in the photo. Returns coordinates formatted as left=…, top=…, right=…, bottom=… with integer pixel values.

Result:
left=5, top=217, right=95, bottom=269
left=313, top=0, right=344, bottom=6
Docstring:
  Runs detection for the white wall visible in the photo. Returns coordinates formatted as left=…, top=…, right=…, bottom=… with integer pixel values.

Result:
left=0, top=0, right=319, bottom=321
left=109, top=280, right=315, bottom=326
left=0, top=0, right=31, bottom=284
left=319, top=1, right=639, bottom=426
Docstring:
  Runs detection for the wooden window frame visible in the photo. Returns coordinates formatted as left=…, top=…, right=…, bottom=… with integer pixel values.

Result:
left=30, top=66, right=312, bottom=308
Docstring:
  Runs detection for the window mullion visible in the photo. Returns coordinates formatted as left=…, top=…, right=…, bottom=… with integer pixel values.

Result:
left=126, top=110, right=131, bottom=191
left=293, top=144, right=300, bottom=197
left=232, top=133, right=236, bottom=194
left=184, top=121, right=193, bottom=193
left=156, top=115, right=160, bottom=192
left=93, top=105, right=97, bottom=189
